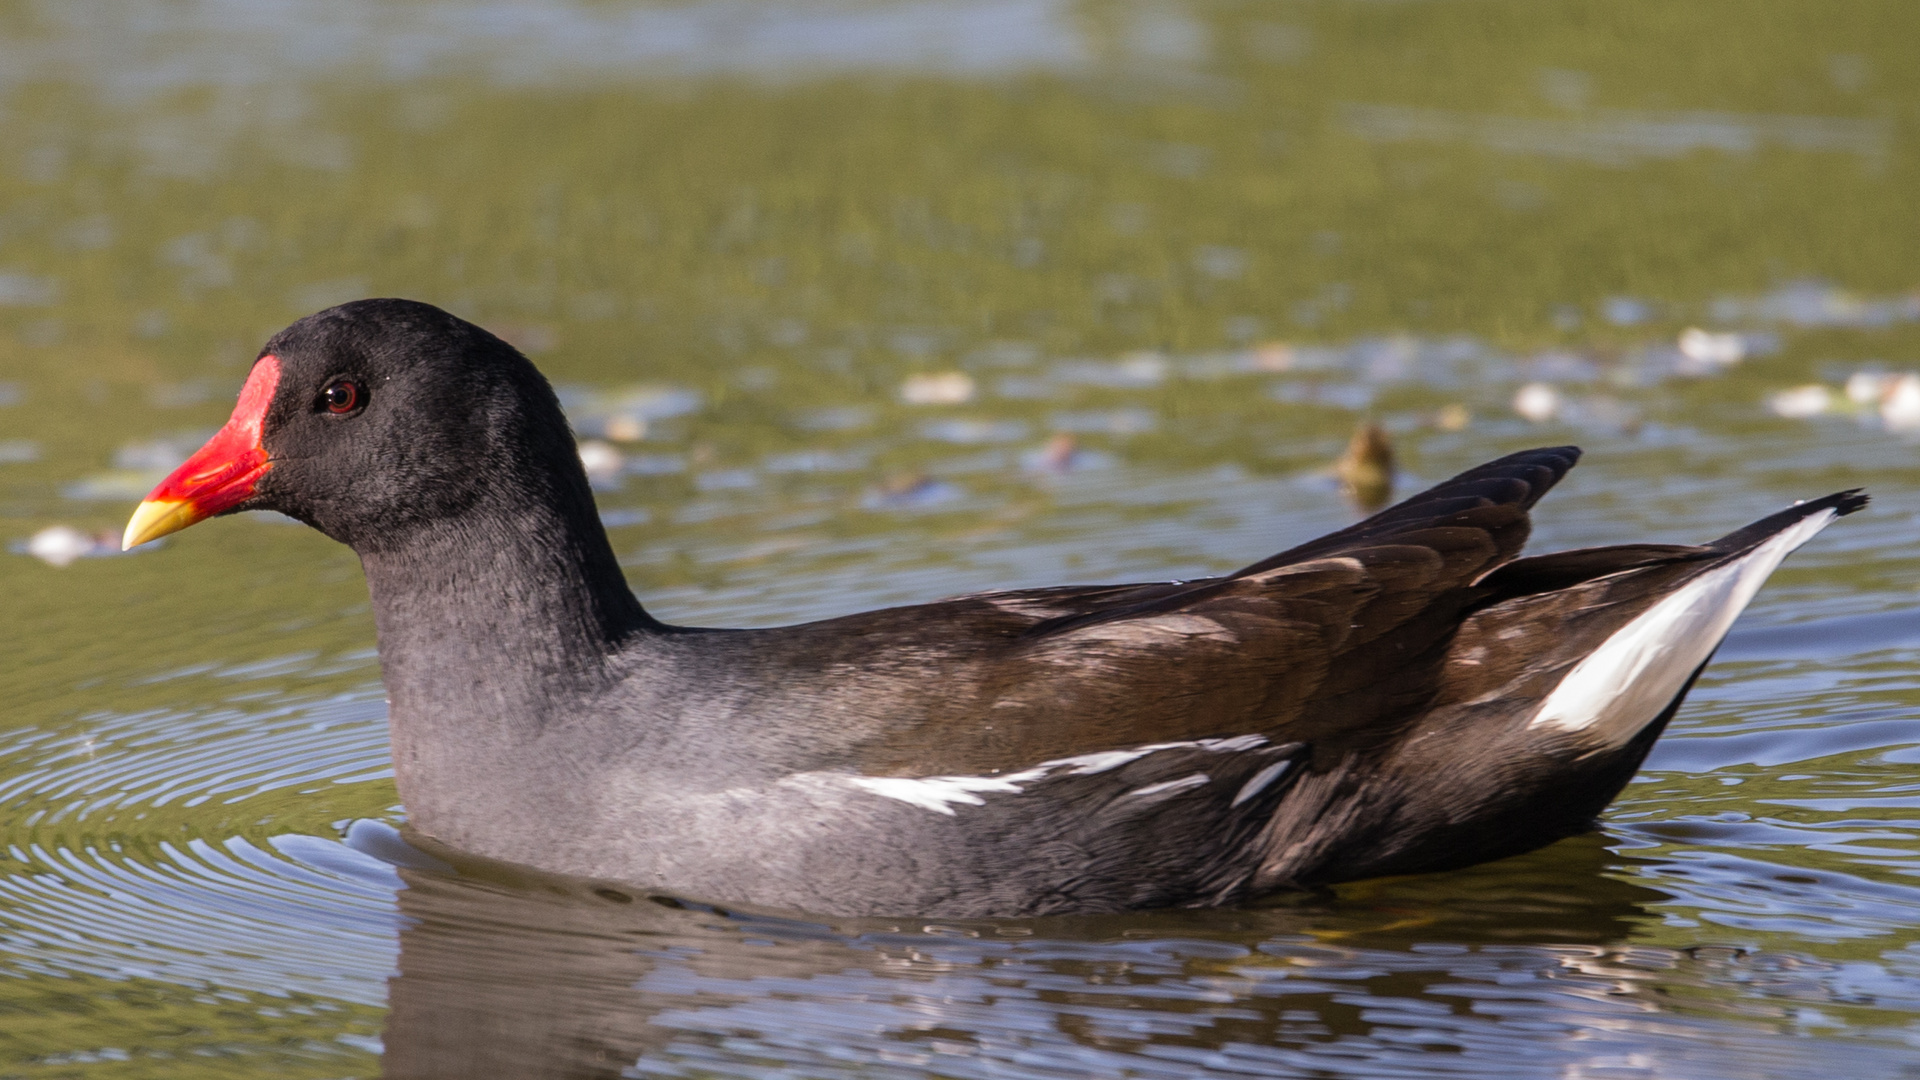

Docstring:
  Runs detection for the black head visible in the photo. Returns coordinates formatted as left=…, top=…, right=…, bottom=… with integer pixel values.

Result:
left=124, top=299, right=598, bottom=554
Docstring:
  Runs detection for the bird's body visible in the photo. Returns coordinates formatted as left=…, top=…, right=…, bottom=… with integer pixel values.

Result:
left=126, top=299, right=1864, bottom=917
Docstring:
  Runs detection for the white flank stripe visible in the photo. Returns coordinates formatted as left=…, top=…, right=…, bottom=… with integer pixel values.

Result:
left=1232, top=760, right=1293, bottom=807
left=1127, top=773, right=1210, bottom=798
left=1529, top=508, right=1837, bottom=746
left=845, top=774, right=1034, bottom=816
left=847, top=735, right=1274, bottom=814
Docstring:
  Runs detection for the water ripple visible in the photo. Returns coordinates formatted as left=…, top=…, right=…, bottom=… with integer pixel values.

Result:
left=0, top=689, right=401, bottom=1005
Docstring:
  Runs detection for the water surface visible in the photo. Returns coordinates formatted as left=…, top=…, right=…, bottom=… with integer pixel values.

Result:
left=4, top=1, right=1920, bottom=1076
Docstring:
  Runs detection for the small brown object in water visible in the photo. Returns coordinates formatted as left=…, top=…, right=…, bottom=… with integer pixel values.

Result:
left=1336, top=421, right=1395, bottom=512
left=1039, top=433, right=1078, bottom=472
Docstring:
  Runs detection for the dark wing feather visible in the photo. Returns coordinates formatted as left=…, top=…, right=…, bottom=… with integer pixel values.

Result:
left=1235, top=444, right=1579, bottom=574
left=839, top=447, right=1585, bottom=775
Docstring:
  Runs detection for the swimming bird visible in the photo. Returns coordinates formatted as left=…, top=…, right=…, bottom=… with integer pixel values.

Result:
left=123, top=299, right=1865, bottom=917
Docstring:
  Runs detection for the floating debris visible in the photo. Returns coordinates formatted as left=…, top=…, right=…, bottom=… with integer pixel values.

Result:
left=1038, top=433, right=1078, bottom=473
left=1676, top=328, right=1748, bottom=369
left=899, top=371, right=975, bottom=405
left=0, top=439, right=40, bottom=463
left=577, top=439, right=624, bottom=488
left=1835, top=370, right=1920, bottom=430
left=558, top=384, right=702, bottom=441
left=1768, top=385, right=1833, bottom=419
left=1881, top=374, right=1920, bottom=432
left=863, top=471, right=961, bottom=510
left=1334, top=423, right=1395, bottom=512
left=18, top=526, right=133, bottom=567
left=1021, top=433, right=1112, bottom=475
left=1513, top=382, right=1562, bottom=423
left=603, top=415, right=647, bottom=442
left=1845, top=371, right=1892, bottom=407
left=1251, top=342, right=1294, bottom=371
left=1771, top=371, right=1920, bottom=433
left=1433, top=404, right=1472, bottom=432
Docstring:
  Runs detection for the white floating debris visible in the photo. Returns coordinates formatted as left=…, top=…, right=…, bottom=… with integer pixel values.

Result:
left=577, top=439, right=625, bottom=485
left=1677, top=327, right=1747, bottom=369
left=1845, top=371, right=1894, bottom=406
left=899, top=371, right=975, bottom=405
left=27, top=526, right=93, bottom=567
left=22, top=525, right=127, bottom=567
left=1768, top=384, right=1833, bottom=419
left=1513, top=382, right=1562, bottom=423
left=1882, top=374, right=1920, bottom=432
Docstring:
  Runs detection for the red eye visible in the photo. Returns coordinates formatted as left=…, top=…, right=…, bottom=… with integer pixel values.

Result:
left=322, top=380, right=363, bottom=414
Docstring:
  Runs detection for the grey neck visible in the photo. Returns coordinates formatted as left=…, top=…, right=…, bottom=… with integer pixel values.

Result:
left=356, top=494, right=657, bottom=837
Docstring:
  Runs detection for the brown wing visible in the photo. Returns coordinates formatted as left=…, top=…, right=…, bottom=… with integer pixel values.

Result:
left=838, top=446, right=1584, bottom=775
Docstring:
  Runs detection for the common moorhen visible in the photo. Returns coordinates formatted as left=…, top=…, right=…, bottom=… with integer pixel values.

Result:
left=124, top=299, right=1864, bottom=917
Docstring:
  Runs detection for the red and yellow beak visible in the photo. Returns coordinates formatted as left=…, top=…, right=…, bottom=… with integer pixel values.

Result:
left=122, top=356, right=281, bottom=550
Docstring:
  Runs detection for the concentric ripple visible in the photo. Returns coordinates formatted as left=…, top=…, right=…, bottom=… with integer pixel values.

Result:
left=0, top=688, right=402, bottom=1006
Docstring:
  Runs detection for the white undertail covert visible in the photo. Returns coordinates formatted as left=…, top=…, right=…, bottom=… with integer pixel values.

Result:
left=1529, top=508, right=1838, bottom=748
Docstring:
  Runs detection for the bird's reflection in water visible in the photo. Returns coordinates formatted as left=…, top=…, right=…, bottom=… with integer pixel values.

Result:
left=378, top=832, right=1672, bottom=1079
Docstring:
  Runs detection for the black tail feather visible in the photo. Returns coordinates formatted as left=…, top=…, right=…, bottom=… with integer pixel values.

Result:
left=1707, top=489, right=1869, bottom=555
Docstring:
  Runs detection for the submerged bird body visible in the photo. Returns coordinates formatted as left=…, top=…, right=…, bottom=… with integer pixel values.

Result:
left=126, top=300, right=1864, bottom=917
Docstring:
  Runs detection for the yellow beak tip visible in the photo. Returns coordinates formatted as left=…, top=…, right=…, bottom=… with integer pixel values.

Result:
left=123, top=499, right=200, bottom=551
